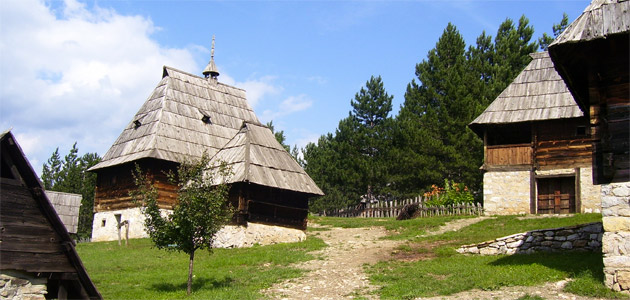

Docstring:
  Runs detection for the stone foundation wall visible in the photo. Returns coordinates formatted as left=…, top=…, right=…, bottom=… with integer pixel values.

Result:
left=483, top=170, right=530, bottom=215
left=483, top=167, right=601, bottom=215
left=91, top=207, right=306, bottom=248
left=0, top=270, right=47, bottom=300
left=601, top=182, right=630, bottom=293
left=457, top=222, right=603, bottom=255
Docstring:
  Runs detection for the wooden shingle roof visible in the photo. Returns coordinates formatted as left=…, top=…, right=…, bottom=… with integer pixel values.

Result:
left=469, top=51, right=583, bottom=135
left=89, top=66, right=260, bottom=171
left=46, top=190, right=81, bottom=234
left=209, top=122, right=324, bottom=196
left=550, top=0, right=630, bottom=46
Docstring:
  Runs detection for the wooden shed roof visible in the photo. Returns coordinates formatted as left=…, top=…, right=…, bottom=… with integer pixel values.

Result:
left=209, top=122, right=324, bottom=196
left=0, top=130, right=101, bottom=299
left=45, top=190, right=81, bottom=234
left=89, top=66, right=260, bottom=171
left=469, top=51, right=583, bottom=135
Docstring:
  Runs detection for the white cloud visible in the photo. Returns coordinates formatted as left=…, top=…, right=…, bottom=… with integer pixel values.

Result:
left=0, top=0, right=197, bottom=174
left=260, top=94, right=313, bottom=122
left=220, top=73, right=281, bottom=108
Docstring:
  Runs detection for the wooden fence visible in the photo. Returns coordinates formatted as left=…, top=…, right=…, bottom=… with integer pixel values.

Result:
left=321, top=196, right=483, bottom=218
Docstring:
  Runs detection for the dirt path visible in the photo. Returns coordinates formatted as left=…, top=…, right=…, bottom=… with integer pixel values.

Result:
left=263, top=225, right=401, bottom=299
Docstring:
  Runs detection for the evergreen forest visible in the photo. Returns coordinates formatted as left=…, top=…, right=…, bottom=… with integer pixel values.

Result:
left=303, top=15, right=569, bottom=213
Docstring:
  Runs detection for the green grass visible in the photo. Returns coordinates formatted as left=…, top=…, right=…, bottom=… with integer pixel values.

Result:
left=77, top=236, right=326, bottom=299
left=363, top=213, right=627, bottom=299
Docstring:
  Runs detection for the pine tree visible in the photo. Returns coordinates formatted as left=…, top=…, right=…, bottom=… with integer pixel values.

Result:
left=539, top=13, right=570, bottom=50
left=41, top=144, right=101, bottom=239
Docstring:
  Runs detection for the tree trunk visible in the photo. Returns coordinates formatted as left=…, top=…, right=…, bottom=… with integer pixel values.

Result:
left=187, top=250, right=195, bottom=295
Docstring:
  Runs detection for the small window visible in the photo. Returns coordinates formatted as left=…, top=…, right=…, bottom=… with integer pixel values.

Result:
left=133, top=120, right=141, bottom=129
left=576, top=126, right=587, bottom=136
left=101, top=219, right=106, bottom=227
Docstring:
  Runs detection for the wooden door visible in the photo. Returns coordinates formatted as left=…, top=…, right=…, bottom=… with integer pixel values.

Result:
left=537, top=177, right=576, bottom=214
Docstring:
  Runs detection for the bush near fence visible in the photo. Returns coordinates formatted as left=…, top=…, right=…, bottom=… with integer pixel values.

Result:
left=321, top=196, right=483, bottom=218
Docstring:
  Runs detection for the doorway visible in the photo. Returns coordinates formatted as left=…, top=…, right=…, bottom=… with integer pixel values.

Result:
left=537, top=176, right=576, bottom=214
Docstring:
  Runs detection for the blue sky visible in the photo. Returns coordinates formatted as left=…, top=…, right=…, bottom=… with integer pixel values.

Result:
left=0, top=0, right=589, bottom=174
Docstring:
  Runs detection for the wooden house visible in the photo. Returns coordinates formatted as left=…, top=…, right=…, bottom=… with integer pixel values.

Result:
left=548, top=0, right=629, bottom=292
left=46, top=191, right=82, bottom=235
left=469, top=51, right=601, bottom=215
left=88, top=54, right=322, bottom=241
left=0, top=130, right=101, bottom=299
left=208, top=121, right=323, bottom=229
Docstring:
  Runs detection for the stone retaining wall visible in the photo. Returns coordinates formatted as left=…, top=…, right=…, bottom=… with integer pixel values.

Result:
left=457, top=222, right=603, bottom=255
left=0, top=270, right=47, bottom=300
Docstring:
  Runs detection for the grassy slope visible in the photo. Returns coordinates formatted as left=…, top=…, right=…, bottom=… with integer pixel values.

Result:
left=365, top=213, right=627, bottom=299
left=77, top=237, right=325, bottom=299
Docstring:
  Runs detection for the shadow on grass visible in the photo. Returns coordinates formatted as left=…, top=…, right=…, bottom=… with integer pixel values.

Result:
left=491, top=251, right=605, bottom=281
left=151, top=276, right=234, bottom=292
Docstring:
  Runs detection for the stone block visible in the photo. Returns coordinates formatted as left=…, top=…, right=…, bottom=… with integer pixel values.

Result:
left=541, top=241, right=553, bottom=246
left=557, top=230, right=573, bottom=236
left=507, top=240, right=523, bottom=248
left=604, top=256, right=630, bottom=268
left=574, top=240, right=588, bottom=247
left=544, top=231, right=554, bottom=237
left=618, top=271, right=630, bottom=291
left=526, top=235, right=534, bottom=242
left=480, top=247, right=499, bottom=255
left=588, top=240, right=601, bottom=248
left=561, top=241, right=573, bottom=249
left=567, top=234, right=579, bottom=241
left=612, top=185, right=630, bottom=197
left=603, top=217, right=630, bottom=232
left=554, top=236, right=567, bottom=241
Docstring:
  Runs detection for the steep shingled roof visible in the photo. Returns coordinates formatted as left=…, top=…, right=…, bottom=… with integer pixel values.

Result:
left=89, top=66, right=260, bottom=171
left=550, top=0, right=630, bottom=46
left=469, top=51, right=583, bottom=135
left=209, top=122, right=324, bottom=196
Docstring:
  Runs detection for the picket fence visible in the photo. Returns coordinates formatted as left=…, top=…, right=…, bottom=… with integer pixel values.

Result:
left=321, top=196, right=483, bottom=218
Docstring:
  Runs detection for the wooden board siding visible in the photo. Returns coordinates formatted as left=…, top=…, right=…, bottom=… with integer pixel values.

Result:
left=0, top=181, right=75, bottom=273
left=486, top=144, right=532, bottom=166
left=536, top=139, right=592, bottom=167
left=94, top=159, right=178, bottom=212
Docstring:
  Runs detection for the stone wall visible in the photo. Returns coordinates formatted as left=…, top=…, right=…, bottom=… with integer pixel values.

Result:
left=91, top=207, right=306, bottom=248
left=601, top=182, right=630, bottom=293
left=484, top=167, right=601, bottom=215
left=0, top=270, right=47, bottom=300
left=483, top=170, right=531, bottom=215
left=457, top=222, right=602, bottom=255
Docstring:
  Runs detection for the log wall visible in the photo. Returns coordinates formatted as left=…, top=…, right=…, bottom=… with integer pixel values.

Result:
left=93, top=159, right=178, bottom=212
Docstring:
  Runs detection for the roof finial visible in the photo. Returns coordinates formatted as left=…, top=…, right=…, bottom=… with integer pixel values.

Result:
left=203, top=35, right=220, bottom=79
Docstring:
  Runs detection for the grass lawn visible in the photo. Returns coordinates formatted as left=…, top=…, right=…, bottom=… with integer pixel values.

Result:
left=76, top=236, right=326, bottom=299
left=364, top=213, right=628, bottom=299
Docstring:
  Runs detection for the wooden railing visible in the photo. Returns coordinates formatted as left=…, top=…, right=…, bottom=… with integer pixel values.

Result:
left=486, top=143, right=532, bottom=166
left=320, top=197, right=483, bottom=218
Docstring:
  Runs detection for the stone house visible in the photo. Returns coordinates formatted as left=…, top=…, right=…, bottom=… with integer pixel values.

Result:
left=0, top=130, right=101, bottom=299
left=469, top=51, right=601, bottom=215
left=88, top=47, right=323, bottom=242
left=548, top=0, right=629, bottom=292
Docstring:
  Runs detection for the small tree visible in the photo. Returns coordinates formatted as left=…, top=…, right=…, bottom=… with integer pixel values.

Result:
left=131, top=154, right=233, bottom=295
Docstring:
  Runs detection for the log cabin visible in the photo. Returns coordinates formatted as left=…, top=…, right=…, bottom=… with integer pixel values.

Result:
left=88, top=47, right=323, bottom=242
left=0, top=130, right=101, bottom=299
left=548, top=0, right=629, bottom=292
left=469, top=51, right=602, bottom=215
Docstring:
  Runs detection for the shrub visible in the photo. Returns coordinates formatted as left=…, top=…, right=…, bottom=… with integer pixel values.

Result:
left=423, top=179, right=474, bottom=207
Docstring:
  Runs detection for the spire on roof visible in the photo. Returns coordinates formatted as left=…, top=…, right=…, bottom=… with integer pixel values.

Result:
left=202, top=35, right=220, bottom=79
